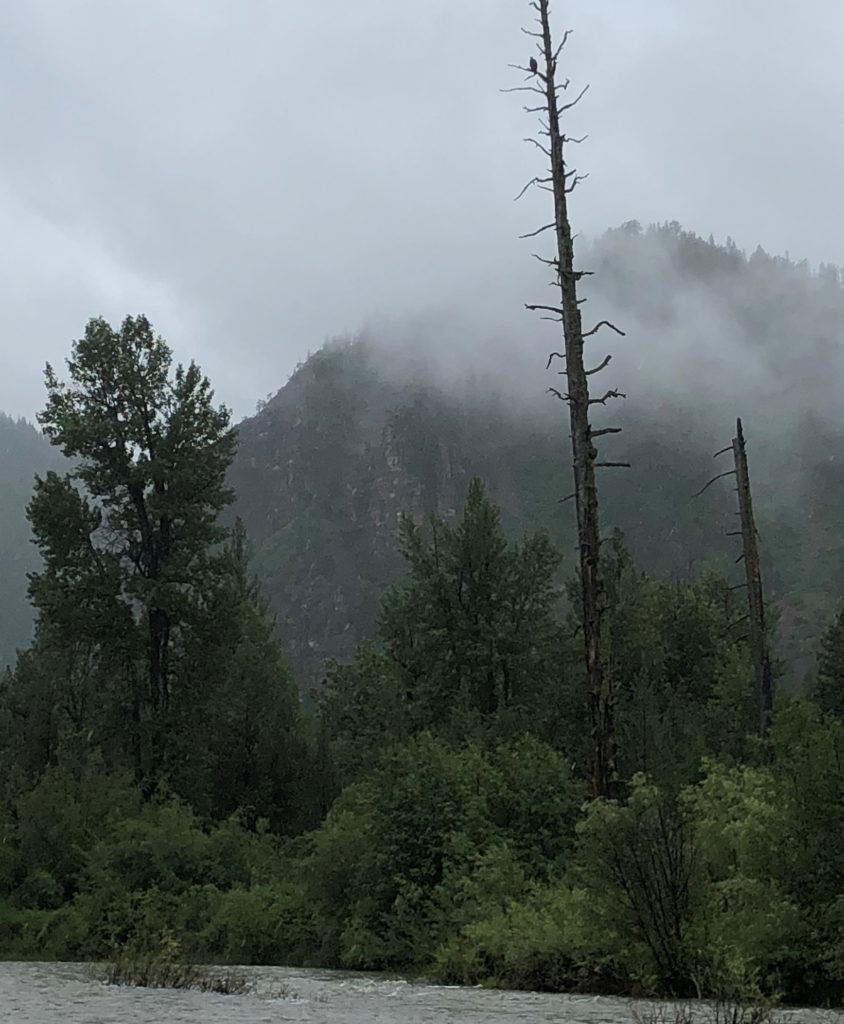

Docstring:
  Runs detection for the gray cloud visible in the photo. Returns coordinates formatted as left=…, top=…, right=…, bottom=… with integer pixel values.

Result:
left=1, top=0, right=842, bottom=420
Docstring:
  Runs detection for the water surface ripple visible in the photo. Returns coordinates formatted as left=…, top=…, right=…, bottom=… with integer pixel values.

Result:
left=1, top=962, right=839, bottom=1023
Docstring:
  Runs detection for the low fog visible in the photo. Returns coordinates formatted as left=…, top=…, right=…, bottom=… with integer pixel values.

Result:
left=2, top=0, right=844, bottom=424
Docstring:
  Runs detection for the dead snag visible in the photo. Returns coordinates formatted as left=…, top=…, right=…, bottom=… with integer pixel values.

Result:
left=696, top=420, right=774, bottom=761
left=733, top=418, right=774, bottom=761
left=510, top=0, right=626, bottom=798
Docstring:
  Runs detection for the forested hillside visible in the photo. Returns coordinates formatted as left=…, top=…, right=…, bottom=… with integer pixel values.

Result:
left=2, top=223, right=842, bottom=690
left=0, top=415, right=63, bottom=670
left=231, top=222, right=844, bottom=689
left=2, top=225, right=843, bottom=686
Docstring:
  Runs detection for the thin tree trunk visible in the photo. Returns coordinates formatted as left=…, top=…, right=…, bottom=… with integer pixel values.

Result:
left=148, top=607, right=170, bottom=712
left=732, top=418, right=774, bottom=760
left=530, top=0, right=619, bottom=797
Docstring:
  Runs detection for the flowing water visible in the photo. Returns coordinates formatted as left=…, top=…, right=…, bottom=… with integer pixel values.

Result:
left=1, top=962, right=840, bottom=1024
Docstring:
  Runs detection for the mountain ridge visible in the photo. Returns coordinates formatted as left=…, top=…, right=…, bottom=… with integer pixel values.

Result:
left=2, top=222, right=843, bottom=682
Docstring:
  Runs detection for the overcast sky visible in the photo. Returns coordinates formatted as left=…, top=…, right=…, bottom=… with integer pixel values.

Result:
left=1, top=0, right=842, bottom=421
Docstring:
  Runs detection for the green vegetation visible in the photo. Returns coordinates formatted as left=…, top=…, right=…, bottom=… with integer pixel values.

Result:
left=2, top=267, right=844, bottom=1010
left=101, top=933, right=248, bottom=994
left=225, top=224, right=844, bottom=690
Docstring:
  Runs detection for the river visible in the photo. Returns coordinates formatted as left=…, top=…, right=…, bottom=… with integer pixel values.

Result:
left=1, top=962, right=840, bottom=1023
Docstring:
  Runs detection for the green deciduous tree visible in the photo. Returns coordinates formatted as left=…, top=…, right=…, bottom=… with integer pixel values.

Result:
left=601, top=537, right=757, bottom=788
left=574, top=776, right=704, bottom=994
left=27, top=315, right=237, bottom=784
left=304, top=732, right=582, bottom=970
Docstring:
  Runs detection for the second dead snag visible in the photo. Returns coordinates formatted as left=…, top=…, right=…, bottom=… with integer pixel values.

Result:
left=733, top=418, right=774, bottom=759
left=512, top=0, right=626, bottom=798
left=696, top=417, right=774, bottom=760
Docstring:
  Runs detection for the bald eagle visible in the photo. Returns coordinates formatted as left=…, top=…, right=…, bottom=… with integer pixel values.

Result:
left=529, top=56, right=538, bottom=74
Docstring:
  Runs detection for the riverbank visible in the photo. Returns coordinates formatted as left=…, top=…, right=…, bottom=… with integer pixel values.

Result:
left=3, top=962, right=840, bottom=1024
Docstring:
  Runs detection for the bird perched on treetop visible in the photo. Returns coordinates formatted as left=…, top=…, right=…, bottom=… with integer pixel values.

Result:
left=529, top=56, right=538, bottom=74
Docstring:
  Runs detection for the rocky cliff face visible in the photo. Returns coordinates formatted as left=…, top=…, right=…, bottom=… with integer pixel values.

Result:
left=230, top=337, right=750, bottom=690
left=229, top=342, right=489, bottom=687
left=230, top=315, right=844, bottom=693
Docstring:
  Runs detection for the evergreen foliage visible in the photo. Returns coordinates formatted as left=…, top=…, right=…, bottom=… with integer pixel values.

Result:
left=2, top=257, right=844, bottom=1009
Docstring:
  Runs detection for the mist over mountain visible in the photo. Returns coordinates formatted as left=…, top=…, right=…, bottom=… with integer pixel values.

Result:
left=231, top=222, right=844, bottom=688
left=1, top=222, right=842, bottom=683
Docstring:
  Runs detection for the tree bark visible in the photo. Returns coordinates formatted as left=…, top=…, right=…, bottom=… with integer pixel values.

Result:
left=148, top=607, right=170, bottom=711
left=535, top=0, right=616, bottom=797
left=732, top=418, right=774, bottom=760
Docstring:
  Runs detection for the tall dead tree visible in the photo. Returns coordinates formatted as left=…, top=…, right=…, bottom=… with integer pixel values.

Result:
left=510, top=1, right=626, bottom=798
left=696, top=418, right=774, bottom=760
left=733, top=418, right=774, bottom=759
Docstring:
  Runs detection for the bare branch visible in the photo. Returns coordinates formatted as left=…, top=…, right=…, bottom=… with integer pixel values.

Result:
left=721, top=613, right=750, bottom=639
left=585, top=355, right=612, bottom=375
left=560, top=83, right=590, bottom=112
left=524, top=137, right=551, bottom=157
left=502, top=85, right=547, bottom=96
left=526, top=303, right=564, bottom=315
left=558, top=492, right=576, bottom=504
left=589, top=389, right=626, bottom=405
left=563, top=134, right=588, bottom=144
left=514, top=175, right=552, bottom=201
left=735, top=552, right=745, bottom=564
left=583, top=320, right=626, bottom=339
left=548, top=387, right=569, bottom=402
left=692, top=470, right=736, bottom=498
left=591, top=426, right=622, bottom=438
left=507, top=63, right=545, bottom=79
left=546, top=351, right=565, bottom=370
left=553, top=29, right=574, bottom=60
left=713, top=445, right=733, bottom=459
left=519, top=222, right=556, bottom=239
left=596, top=462, right=631, bottom=468
left=521, top=26, right=542, bottom=38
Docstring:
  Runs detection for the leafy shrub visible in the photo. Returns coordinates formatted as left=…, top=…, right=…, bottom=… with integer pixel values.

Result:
left=101, top=931, right=248, bottom=994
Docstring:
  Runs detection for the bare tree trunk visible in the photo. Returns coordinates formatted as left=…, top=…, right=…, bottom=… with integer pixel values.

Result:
left=516, top=0, right=625, bottom=797
left=732, top=418, right=774, bottom=760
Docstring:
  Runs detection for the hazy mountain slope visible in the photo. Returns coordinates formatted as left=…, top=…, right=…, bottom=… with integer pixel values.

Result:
left=2, top=223, right=842, bottom=686
left=0, top=414, right=62, bottom=669
left=232, top=225, right=844, bottom=688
